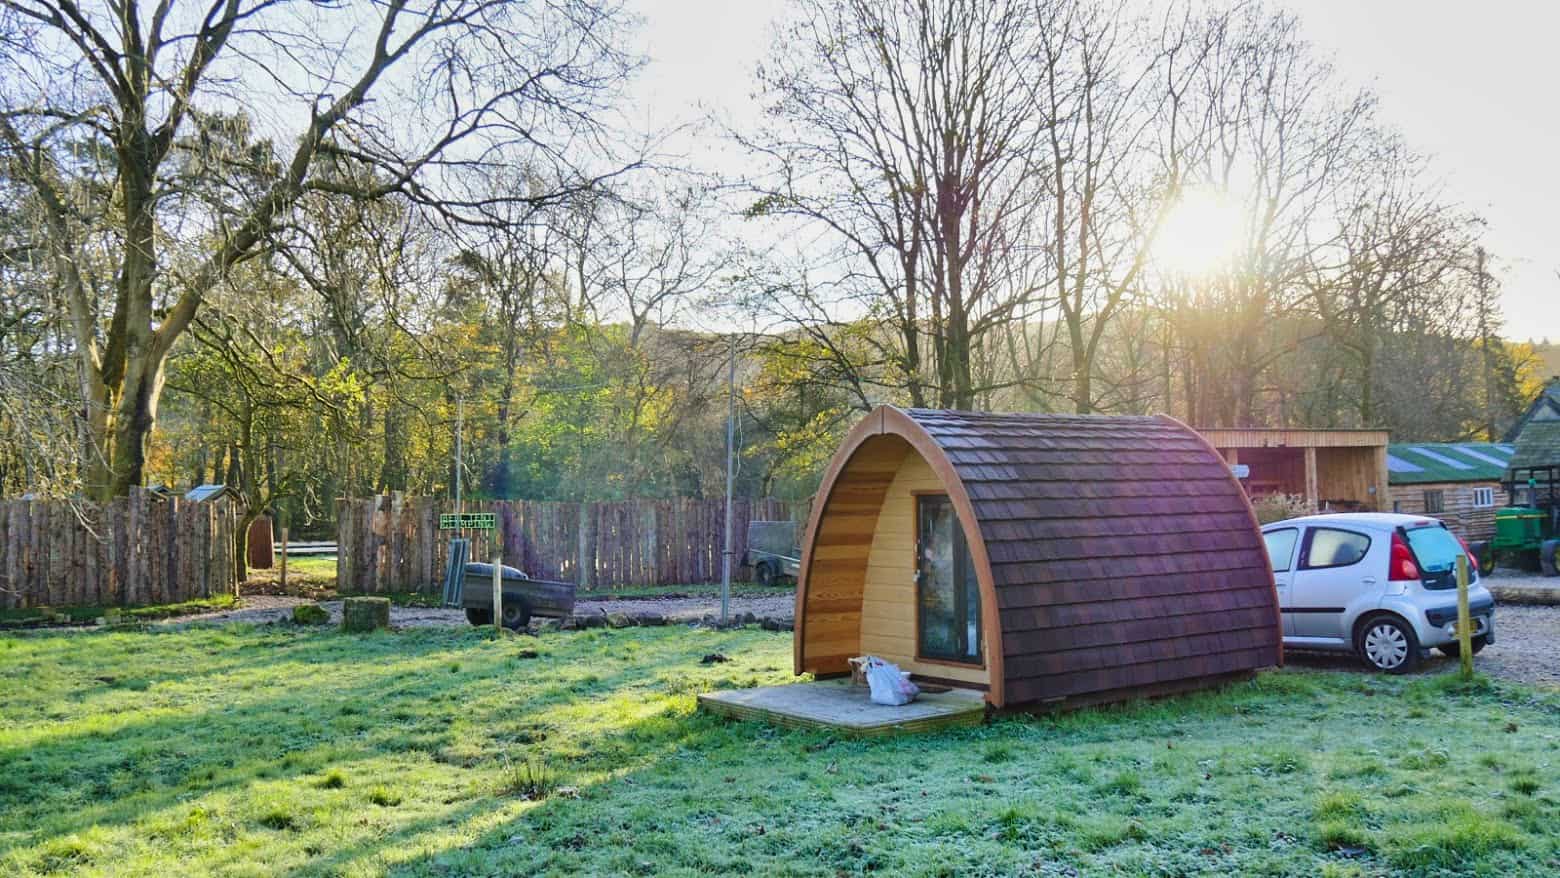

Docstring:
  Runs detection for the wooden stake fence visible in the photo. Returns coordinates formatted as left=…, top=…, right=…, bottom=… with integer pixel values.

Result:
left=337, top=495, right=796, bottom=594
left=0, top=488, right=240, bottom=609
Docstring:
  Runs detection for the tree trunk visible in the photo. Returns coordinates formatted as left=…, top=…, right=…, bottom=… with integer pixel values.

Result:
left=1068, top=317, right=1091, bottom=414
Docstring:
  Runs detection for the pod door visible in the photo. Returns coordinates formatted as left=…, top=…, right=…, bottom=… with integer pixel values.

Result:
left=915, top=494, right=982, bottom=666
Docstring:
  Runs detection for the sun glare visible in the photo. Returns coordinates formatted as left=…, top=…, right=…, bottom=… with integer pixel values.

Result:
left=1153, top=187, right=1244, bottom=277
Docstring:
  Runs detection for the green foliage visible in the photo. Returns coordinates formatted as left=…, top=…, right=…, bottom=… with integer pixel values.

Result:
left=498, top=754, right=557, bottom=800
left=290, top=604, right=330, bottom=625
left=1381, top=803, right=1528, bottom=872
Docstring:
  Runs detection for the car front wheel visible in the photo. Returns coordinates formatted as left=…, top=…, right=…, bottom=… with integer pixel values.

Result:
left=1357, top=616, right=1420, bottom=674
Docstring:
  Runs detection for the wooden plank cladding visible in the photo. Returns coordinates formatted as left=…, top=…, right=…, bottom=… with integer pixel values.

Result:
left=794, top=406, right=1282, bottom=709
left=337, top=495, right=794, bottom=594
left=0, top=488, right=239, bottom=609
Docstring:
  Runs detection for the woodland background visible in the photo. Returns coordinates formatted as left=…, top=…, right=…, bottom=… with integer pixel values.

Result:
left=0, top=0, right=1552, bottom=541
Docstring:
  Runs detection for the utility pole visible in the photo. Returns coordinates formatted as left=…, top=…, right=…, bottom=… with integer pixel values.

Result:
left=721, top=334, right=736, bottom=625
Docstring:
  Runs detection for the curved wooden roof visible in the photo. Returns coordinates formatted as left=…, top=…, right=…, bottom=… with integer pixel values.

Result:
left=794, top=406, right=1281, bottom=708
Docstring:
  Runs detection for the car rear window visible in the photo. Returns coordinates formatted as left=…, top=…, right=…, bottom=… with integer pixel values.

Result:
left=1404, top=525, right=1465, bottom=575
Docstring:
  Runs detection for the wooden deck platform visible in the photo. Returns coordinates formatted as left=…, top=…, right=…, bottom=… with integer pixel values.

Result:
left=697, top=679, right=987, bottom=737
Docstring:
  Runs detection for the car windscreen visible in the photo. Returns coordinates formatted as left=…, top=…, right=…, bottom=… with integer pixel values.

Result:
left=1404, top=525, right=1467, bottom=586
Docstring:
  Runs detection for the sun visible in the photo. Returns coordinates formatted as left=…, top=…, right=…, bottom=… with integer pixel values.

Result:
left=1153, top=186, right=1245, bottom=277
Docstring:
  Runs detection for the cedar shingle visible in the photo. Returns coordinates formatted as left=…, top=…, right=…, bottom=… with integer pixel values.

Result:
left=897, top=408, right=1281, bottom=705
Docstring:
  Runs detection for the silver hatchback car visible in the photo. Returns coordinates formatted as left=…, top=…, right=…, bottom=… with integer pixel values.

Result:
left=1260, top=513, right=1495, bottom=673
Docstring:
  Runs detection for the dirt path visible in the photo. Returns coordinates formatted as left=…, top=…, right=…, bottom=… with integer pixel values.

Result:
left=158, top=592, right=797, bottom=629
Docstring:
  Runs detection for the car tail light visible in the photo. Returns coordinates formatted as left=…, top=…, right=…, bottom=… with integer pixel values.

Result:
left=1456, top=535, right=1479, bottom=573
left=1389, top=532, right=1420, bottom=581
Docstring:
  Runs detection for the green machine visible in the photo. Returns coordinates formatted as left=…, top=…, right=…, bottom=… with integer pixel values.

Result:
left=1493, top=466, right=1559, bottom=575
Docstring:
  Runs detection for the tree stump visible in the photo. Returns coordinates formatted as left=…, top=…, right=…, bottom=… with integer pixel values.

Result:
left=341, top=597, right=391, bottom=633
left=292, top=603, right=330, bottom=625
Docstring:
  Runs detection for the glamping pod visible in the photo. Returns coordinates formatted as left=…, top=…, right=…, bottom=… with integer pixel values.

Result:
left=794, top=407, right=1282, bottom=708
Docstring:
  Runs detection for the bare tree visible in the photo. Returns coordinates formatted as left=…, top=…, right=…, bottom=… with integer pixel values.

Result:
left=1310, top=136, right=1474, bottom=425
left=0, top=0, right=636, bottom=499
left=1029, top=0, right=1202, bottom=414
left=740, top=0, right=1053, bottom=410
left=1156, top=4, right=1373, bottom=426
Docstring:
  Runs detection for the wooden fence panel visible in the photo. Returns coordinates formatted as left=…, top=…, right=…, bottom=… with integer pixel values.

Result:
left=0, top=489, right=239, bottom=609
left=335, top=495, right=798, bottom=593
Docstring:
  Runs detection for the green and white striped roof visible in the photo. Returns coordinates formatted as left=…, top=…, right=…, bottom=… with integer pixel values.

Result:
left=1386, top=442, right=1513, bottom=485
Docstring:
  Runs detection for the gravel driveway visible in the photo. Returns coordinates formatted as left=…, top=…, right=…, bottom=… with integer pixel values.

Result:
left=1281, top=604, right=1560, bottom=688
left=159, top=592, right=796, bottom=629
left=161, top=591, right=1558, bottom=689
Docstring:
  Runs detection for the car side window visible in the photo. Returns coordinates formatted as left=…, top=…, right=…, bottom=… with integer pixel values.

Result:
left=1263, top=528, right=1298, bottom=573
left=1300, top=528, right=1372, bottom=570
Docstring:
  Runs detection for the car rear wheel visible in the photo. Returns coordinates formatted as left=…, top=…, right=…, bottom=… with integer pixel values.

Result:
left=465, top=607, right=493, bottom=626
left=1439, top=635, right=1489, bottom=658
left=1357, top=615, right=1420, bottom=674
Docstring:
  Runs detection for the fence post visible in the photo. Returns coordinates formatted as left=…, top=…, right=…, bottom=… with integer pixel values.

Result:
left=492, top=553, right=503, bottom=636
left=1456, top=554, right=1473, bottom=681
left=576, top=503, right=591, bottom=590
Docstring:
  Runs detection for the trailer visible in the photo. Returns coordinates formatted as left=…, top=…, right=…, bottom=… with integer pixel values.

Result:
left=457, top=562, right=576, bottom=629
left=745, top=520, right=801, bottom=585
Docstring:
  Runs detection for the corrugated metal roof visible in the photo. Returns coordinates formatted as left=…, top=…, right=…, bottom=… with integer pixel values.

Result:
left=1386, top=443, right=1512, bottom=485
left=184, top=483, right=234, bottom=502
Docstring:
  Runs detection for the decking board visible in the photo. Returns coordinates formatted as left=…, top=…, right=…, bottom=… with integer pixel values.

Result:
left=698, top=680, right=986, bottom=738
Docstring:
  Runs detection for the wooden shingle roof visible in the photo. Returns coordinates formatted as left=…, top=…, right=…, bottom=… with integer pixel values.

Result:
left=900, top=409, right=1280, bottom=704
left=1508, top=421, right=1560, bottom=471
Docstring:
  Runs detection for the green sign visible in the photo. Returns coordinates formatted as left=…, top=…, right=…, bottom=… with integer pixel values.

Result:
left=439, top=512, right=496, bottom=531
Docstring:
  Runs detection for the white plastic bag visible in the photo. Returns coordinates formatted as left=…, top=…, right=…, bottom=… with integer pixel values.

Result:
left=864, top=656, right=920, bottom=706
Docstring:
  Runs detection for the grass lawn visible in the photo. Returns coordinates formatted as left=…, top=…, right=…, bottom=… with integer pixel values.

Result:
left=245, top=556, right=340, bottom=595
left=1, top=627, right=1557, bottom=878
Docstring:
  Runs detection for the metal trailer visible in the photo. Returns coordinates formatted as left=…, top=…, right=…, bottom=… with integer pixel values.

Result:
left=745, top=520, right=801, bottom=585
left=456, top=562, right=577, bottom=629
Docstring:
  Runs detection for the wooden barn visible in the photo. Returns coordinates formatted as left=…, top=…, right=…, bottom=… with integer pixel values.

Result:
left=1386, top=442, right=1513, bottom=540
left=1198, top=428, right=1390, bottom=512
left=793, top=407, right=1283, bottom=709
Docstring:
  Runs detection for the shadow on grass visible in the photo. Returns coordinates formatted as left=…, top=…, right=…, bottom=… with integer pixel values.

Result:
left=0, top=624, right=795, bottom=876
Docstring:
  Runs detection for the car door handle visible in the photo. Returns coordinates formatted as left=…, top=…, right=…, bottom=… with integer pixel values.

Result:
left=1361, top=577, right=1377, bottom=585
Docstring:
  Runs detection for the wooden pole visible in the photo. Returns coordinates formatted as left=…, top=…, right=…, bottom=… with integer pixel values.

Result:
left=1303, top=446, right=1320, bottom=511
left=1456, top=554, right=1473, bottom=680
left=280, top=525, right=289, bottom=591
left=492, top=552, right=503, bottom=636
left=721, top=334, right=735, bottom=624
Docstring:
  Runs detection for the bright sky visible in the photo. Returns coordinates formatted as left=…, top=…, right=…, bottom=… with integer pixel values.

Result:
left=626, top=0, right=1559, bottom=341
